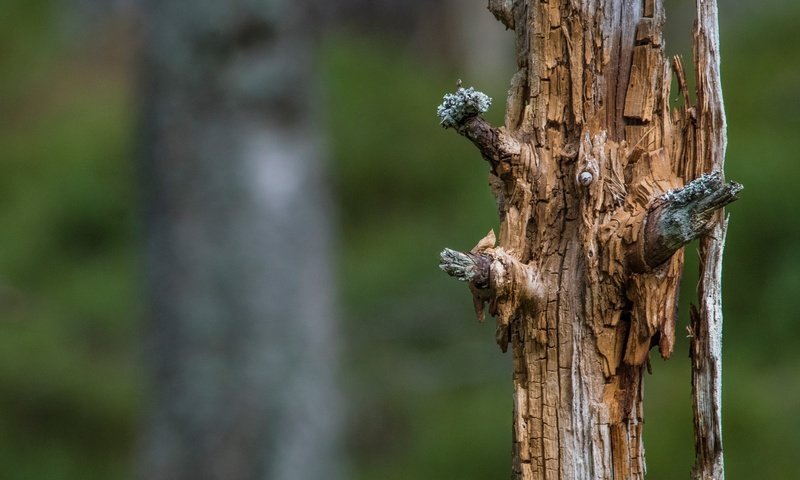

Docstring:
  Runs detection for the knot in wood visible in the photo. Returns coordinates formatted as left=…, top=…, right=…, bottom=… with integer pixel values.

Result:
left=578, top=171, right=594, bottom=186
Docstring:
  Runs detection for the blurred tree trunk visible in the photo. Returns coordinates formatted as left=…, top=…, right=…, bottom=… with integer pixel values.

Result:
left=447, top=0, right=514, bottom=87
left=438, top=0, right=737, bottom=478
left=138, top=2, right=340, bottom=480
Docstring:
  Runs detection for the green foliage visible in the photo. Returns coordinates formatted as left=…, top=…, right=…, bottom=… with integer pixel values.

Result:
left=324, top=38, right=510, bottom=478
left=0, top=5, right=140, bottom=478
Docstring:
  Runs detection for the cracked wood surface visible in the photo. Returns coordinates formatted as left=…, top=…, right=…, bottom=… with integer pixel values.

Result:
left=690, top=0, right=728, bottom=478
left=437, top=0, right=738, bottom=478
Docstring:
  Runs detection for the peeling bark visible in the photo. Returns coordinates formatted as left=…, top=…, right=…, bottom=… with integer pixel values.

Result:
left=436, top=0, right=738, bottom=478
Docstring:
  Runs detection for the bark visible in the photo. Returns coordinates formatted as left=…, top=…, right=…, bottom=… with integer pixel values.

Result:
left=138, top=2, right=340, bottom=480
left=690, top=1, right=728, bottom=478
left=437, top=1, right=739, bottom=478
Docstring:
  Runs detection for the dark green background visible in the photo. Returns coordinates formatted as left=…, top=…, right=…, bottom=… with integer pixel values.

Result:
left=0, top=0, right=797, bottom=478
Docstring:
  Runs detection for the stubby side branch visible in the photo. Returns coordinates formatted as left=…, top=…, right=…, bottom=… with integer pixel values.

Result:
left=437, top=87, right=520, bottom=166
left=638, top=172, right=742, bottom=270
left=439, top=248, right=491, bottom=288
left=440, top=244, right=544, bottom=351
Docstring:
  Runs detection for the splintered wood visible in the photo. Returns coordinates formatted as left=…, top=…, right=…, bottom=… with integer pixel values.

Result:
left=439, top=0, right=738, bottom=478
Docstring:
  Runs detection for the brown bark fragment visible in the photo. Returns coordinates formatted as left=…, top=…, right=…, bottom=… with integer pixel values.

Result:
left=644, top=0, right=656, bottom=18
left=635, top=18, right=661, bottom=46
left=624, top=46, right=661, bottom=122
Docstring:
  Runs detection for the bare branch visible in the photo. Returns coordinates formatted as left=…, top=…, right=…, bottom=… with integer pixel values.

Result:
left=439, top=245, right=543, bottom=351
left=638, top=172, right=741, bottom=270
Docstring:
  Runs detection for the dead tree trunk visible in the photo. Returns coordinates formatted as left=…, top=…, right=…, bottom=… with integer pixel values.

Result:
left=437, top=1, right=739, bottom=478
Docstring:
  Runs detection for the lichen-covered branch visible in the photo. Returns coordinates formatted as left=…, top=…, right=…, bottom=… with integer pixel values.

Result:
left=639, top=172, right=742, bottom=270
left=436, top=87, right=520, bottom=166
left=439, top=248, right=491, bottom=288
left=691, top=0, right=729, bottom=477
left=439, top=235, right=543, bottom=351
left=437, top=87, right=492, bottom=127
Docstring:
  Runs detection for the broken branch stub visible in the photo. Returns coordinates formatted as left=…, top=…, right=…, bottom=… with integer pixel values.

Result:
left=439, top=231, right=543, bottom=351
left=436, top=86, right=520, bottom=168
left=640, top=172, right=742, bottom=270
left=439, top=248, right=491, bottom=288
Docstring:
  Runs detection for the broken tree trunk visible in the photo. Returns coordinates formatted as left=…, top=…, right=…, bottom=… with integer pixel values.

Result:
left=436, top=1, right=740, bottom=478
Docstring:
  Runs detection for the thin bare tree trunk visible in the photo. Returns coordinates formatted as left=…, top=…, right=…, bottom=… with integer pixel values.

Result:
left=437, top=1, right=738, bottom=478
left=138, top=1, right=340, bottom=479
left=690, top=0, right=728, bottom=478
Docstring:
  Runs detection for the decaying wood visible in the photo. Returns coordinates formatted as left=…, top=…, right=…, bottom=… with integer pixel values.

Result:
left=690, top=0, right=729, bottom=478
left=436, top=0, right=738, bottom=478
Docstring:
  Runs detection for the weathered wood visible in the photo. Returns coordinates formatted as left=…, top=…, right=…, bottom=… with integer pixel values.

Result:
left=690, top=0, right=729, bottom=477
left=435, top=0, right=738, bottom=478
left=487, top=0, right=517, bottom=30
left=640, top=172, right=741, bottom=270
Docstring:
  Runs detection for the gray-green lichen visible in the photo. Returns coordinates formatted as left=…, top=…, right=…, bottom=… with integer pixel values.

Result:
left=661, top=172, right=719, bottom=205
left=439, top=248, right=481, bottom=282
left=436, top=87, right=492, bottom=129
left=657, top=172, right=742, bottom=246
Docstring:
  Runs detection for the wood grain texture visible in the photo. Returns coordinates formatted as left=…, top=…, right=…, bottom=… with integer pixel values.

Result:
left=437, top=0, right=737, bottom=477
left=690, top=0, right=728, bottom=478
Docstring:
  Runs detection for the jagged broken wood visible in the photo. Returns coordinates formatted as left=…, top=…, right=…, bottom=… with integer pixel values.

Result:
left=434, top=1, right=739, bottom=478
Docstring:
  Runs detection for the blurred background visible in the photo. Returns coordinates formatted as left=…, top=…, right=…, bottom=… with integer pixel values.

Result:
left=0, top=0, right=798, bottom=478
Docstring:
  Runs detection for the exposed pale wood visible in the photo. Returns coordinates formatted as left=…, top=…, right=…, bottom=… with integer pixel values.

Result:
left=624, top=46, right=661, bottom=122
left=436, top=0, right=737, bottom=477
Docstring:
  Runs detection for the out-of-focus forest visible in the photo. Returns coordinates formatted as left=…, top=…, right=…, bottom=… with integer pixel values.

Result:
left=0, top=0, right=797, bottom=479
